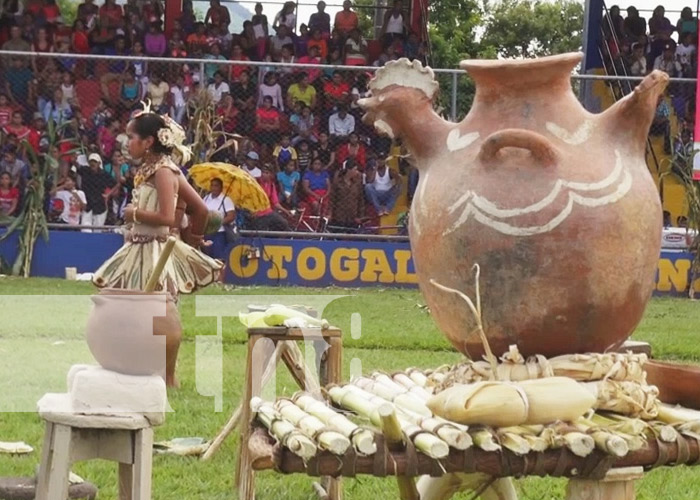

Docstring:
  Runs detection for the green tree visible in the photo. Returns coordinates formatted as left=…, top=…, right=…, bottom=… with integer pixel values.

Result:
left=480, top=0, right=584, bottom=59
left=57, top=0, right=78, bottom=26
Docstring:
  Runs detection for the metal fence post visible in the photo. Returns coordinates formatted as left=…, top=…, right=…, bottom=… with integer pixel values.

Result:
left=451, top=72, right=458, bottom=122
left=200, top=62, right=206, bottom=86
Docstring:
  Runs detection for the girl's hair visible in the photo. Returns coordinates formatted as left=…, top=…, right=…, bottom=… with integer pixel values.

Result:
left=129, top=113, right=173, bottom=155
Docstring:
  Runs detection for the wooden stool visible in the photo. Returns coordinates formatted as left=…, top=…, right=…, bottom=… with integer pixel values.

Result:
left=35, top=393, right=155, bottom=500
left=236, top=326, right=343, bottom=500
left=0, top=477, right=97, bottom=500
left=566, top=466, right=644, bottom=500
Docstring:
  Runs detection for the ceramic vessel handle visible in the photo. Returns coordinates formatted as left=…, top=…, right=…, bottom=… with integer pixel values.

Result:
left=478, top=129, right=559, bottom=167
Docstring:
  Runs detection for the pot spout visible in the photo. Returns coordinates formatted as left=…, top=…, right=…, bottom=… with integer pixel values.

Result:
left=601, top=70, right=669, bottom=152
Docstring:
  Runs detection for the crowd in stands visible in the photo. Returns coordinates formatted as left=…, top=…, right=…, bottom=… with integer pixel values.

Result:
left=602, top=5, right=698, bottom=170
left=0, top=0, right=425, bottom=234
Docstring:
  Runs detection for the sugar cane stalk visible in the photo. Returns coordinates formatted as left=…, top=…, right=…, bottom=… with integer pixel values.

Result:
left=251, top=397, right=317, bottom=460
left=275, top=399, right=350, bottom=455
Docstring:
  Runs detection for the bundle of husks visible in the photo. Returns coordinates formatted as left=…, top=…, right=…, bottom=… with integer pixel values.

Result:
left=423, top=345, right=658, bottom=419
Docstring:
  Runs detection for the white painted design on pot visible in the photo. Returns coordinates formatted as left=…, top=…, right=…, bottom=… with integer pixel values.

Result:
left=546, top=120, right=594, bottom=145
left=374, top=119, right=395, bottom=139
left=446, top=129, right=480, bottom=152
left=412, top=170, right=431, bottom=235
left=443, top=150, right=632, bottom=236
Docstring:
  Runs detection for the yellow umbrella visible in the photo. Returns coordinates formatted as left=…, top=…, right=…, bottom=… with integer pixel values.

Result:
left=188, top=162, right=270, bottom=213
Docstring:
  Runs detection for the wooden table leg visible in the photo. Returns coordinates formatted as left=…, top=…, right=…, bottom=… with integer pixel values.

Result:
left=236, top=334, right=274, bottom=500
left=321, top=336, right=343, bottom=500
left=566, top=467, right=643, bottom=500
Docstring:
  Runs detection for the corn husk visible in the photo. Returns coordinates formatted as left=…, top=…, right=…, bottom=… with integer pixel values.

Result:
left=430, top=345, right=648, bottom=391
left=293, top=393, right=377, bottom=455
left=427, top=377, right=595, bottom=427
left=251, top=397, right=317, bottom=460
left=274, top=399, right=350, bottom=455
left=581, top=380, right=659, bottom=419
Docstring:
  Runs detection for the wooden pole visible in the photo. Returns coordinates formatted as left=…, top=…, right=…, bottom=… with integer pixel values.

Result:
left=144, top=236, right=177, bottom=292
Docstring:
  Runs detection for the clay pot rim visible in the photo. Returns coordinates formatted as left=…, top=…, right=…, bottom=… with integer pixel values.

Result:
left=459, top=52, right=582, bottom=72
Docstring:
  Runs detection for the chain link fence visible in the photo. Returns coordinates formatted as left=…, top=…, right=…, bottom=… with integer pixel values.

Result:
left=0, top=51, right=696, bottom=235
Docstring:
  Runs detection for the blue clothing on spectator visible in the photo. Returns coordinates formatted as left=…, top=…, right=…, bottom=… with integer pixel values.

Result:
left=104, top=48, right=128, bottom=73
left=277, top=170, right=300, bottom=193
left=303, top=170, right=329, bottom=191
left=7, top=67, right=33, bottom=104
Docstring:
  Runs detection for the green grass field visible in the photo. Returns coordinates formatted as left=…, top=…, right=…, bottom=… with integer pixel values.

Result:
left=1, top=277, right=700, bottom=499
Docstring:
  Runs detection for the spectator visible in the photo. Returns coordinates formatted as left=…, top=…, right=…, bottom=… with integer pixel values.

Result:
left=232, top=70, right=256, bottom=135
left=99, top=36, right=129, bottom=100
left=381, top=0, right=408, bottom=45
left=230, top=44, right=251, bottom=82
left=277, top=158, right=300, bottom=207
left=3, top=112, right=31, bottom=142
left=628, top=42, right=647, bottom=76
left=203, top=177, right=236, bottom=247
left=336, top=131, right=366, bottom=169
left=602, top=5, right=624, bottom=43
left=649, top=5, right=673, bottom=36
left=291, top=103, right=318, bottom=145
left=145, top=71, right=169, bottom=113
left=298, top=45, right=323, bottom=83
left=404, top=31, right=426, bottom=63
left=654, top=43, right=682, bottom=76
left=53, top=174, right=86, bottom=225
left=43, top=0, right=62, bottom=25
left=374, top=42, right=399, bottom=67
left=2, top=25, right=31, bottom=52
left=205, top=0, right=231, bottom=29
left=302, top=157, right=331, bottom=214
left=344, top=29, right=368, bottom=65
left=252, top=165, right=292, bottom=230
left=205, top=43, right=227, bottom=81
left=307, top=29, right=328, bottom=61
left=273, top=135, right=298, bottom=169
left=118, top=68, right=142, bottom=113
left=5, top=58, right=33, bottom=111
left=364, top=157, right=399, bottom=216
left=315, top=131, right=336, bottom=170
left=676, top=32, right=696, bottom=76
left=677, top=7, right=698, bottom=39
left=651, top=94, right=671, bottom=154
left=43, top=88, right=72, bottom=125
left=99, top=0, right=123, bottom=30
left=78, top=152, right=116, bottom=231
left=252, top=3, right=270, bottom=60
left=170, top=75, right=189, bottom=125
left=77, top=0, right=98, bottom=27
left=169, top=30, right=188, bottom=58
left=296, top=140, right=313, bottom=171
left=270, top=24, right=293, bottom=59
left=623, top=7, right=647, bottom=42
left=187, top=22, right=210, bottom=56
left=205, top=70, right=228, bottom=106
left=0, top=171, right=20, bottom=217
left=243, top=150, right=262, bottom=178
left=236, top=21, right=256, bottom=59
left=217, top=94, right=239, bottom=134
left=323, top=71, right=350, bottom=113
left=672, top=128, right=694, bottom=178
left=276, top=44, right=297, bottom=86
left=1, top=146, right=28, bottom=189
left=330, top=158, right=364, bottom=231
left=258, top=72, right=284, bottom=111
left=329, top=105, right=355, bottom=144
left=71, top=20, right=91, bottom=55
left=31, top=27, right=54, bottom=75
left=103, top=149, right=129, bottom=186
left=296, top=23, right=310, bottom=56
left=144, top=21, right=167, bottom=57
left=273, top=1, right=297, bottom=34
left=334, top=0, right=359, bottom=37
left=309, top=1, right=331, bottom=36
left=60, top=71, right=77, bottom=108
left=130, top=41, right=149, bottom=94
left=0, top=94, right=12, bottom=127
left=288, top=72, right=317, bottom=109
left=98, top=118, right=120, bottom=160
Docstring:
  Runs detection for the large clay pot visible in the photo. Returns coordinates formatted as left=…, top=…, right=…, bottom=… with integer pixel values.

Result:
left=360, top=54, right=668, bottom=357
left=86, top=288, right=182, bottom=376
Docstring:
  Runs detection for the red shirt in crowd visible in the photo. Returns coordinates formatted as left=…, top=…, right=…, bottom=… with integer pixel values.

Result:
left=255, top=107, right=280, bottom=130
left=3, top=124, right=31, bottom=141
left=99, top=4, right=123, bottom=27
left=323, top=81, right=350, bottom=109
left=72, top=30, right=90, bottom=54
left=297, top=55, right=322, bottom=82
left=0, top=187, right=20, bottom=216
left=336, top=142, right=366, bottom=169
left=256, top=178, right=279, bottom=216
left=229, top=55, right=251, bottom=82
left=43, top=4, right=61, bottom=23
left=307, top=39, right=328, bottom=59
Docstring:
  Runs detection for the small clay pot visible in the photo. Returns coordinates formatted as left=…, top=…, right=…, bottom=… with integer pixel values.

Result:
left=645, top=360, right=700, bottom=409
left=86, top=288, right=182, bottom=377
